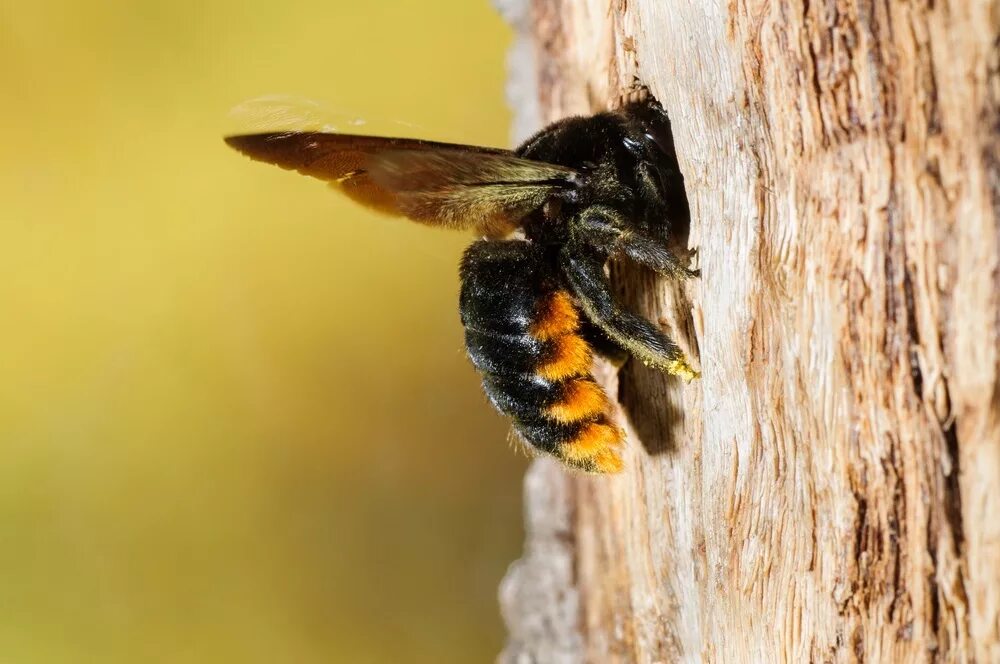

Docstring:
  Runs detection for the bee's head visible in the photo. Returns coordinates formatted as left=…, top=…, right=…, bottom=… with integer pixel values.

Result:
left=617, top=100, right=690, bottom=236
left=514, top=100, right=689, bottom=236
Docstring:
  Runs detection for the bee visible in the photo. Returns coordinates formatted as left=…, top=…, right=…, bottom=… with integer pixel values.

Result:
left=225, top=98, right=698, bottom=473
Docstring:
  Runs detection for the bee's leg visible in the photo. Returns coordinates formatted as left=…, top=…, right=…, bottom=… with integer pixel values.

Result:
left=618, top=229, right=699, bottom=279
left=578, top=317, right=629, bottom=368
left=560, top=246, right=699, bottom=380
left=575, top=206, right=698, bottom=279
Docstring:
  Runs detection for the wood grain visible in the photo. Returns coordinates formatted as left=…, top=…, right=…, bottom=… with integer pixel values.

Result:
left=498, top=0, right=1000, bottom=661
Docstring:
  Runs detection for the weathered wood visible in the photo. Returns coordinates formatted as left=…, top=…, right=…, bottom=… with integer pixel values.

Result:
left=498, top=1, right=1000, bottom=661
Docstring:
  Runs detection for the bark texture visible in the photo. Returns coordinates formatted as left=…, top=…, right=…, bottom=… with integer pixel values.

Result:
left=496, top=1, right=1000, bottom=662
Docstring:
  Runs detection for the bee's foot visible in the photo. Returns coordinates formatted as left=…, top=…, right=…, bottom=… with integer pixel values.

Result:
left=665, top=358, right=700, bottom=382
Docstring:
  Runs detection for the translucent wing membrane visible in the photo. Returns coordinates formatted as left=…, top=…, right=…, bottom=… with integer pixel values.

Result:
left=226, top=95, right=424, bottom=135
left=369, top=148, right=578, bottom=235
left=225, top=131, right=578, bottom=236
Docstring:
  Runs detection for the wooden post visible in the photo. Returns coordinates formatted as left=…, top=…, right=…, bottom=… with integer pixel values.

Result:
left=496, top=1, right=1000, bottom=661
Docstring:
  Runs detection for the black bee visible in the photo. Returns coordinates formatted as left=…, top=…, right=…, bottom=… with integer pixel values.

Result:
left=225, top=98, right=698, bottom=473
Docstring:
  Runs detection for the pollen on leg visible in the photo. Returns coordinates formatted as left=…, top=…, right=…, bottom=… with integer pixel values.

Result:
left=536, top=333, right=593, bottom=381
left=664, top=356, right=700, bottom=381
left=546, top=378, right=609, bottom=423
left=530, top=290, right=579, bottom=341
left=559, top=420, right=623, bottom=463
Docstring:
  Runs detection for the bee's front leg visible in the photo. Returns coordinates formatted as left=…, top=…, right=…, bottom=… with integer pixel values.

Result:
left=574, top=206, right=699, bottom=280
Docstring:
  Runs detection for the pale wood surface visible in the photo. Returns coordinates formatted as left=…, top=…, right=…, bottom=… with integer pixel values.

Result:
left=497, top=1, right=1000, bottom=662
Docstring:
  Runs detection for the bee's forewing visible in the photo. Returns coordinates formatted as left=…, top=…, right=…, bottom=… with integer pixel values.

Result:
left=225, top=130, right=579, bottom=236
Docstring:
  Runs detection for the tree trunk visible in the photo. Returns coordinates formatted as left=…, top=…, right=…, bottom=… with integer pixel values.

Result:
left=495, top=1, right=1000, bottom=662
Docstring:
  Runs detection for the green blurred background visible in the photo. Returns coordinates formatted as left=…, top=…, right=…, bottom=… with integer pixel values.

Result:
left=0, top=2, right=527, bottom=661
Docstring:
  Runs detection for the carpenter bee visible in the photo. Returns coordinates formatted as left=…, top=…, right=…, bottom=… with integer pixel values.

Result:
left=225, top=98, right=698, bottom=473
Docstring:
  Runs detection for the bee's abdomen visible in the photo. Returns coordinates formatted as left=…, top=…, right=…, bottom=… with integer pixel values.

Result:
left=460, top=241, right=624, bottom=473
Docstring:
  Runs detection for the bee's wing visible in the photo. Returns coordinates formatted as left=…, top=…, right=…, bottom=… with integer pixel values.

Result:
left=224, top=132, right=578, bottom=236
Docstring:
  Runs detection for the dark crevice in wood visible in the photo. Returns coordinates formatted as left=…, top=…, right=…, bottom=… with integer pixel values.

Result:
left=903, top=264, right=924, bottom=400
left=942, top=420, right=966, bottom=555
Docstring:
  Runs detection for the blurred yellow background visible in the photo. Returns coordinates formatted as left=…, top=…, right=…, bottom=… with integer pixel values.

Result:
left=0, top=2, right=526, bottom=662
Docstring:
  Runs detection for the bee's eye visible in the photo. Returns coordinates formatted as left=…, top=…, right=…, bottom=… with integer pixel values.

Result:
left=622, top=136, right=644, bottom=155
left=644, top=130, right=674, bottom=157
